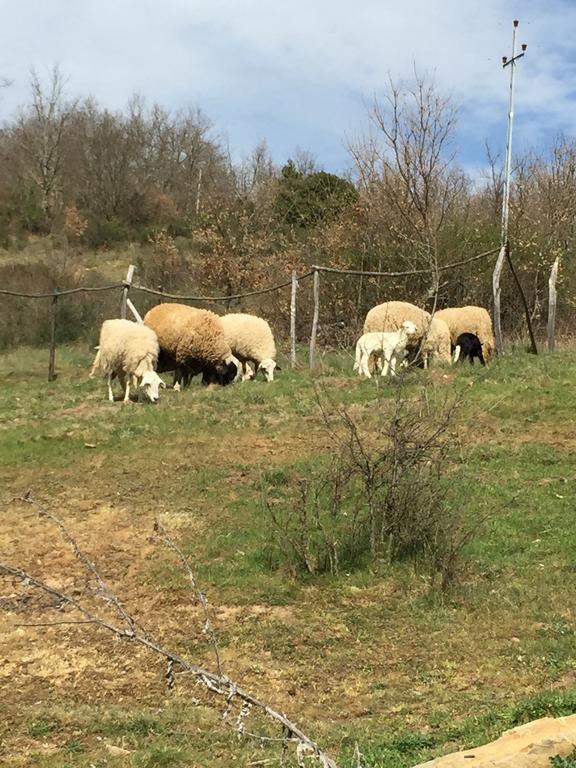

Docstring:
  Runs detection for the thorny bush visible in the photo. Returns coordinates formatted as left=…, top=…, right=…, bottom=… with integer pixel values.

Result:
left=263, top=383, right=481, bottom=590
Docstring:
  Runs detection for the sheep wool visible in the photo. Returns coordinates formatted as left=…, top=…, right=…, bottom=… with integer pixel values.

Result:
left=363, top=301, right=431, bottom=340
left=90, top=319, right=159, bottom=379
left=89, top=318, right=164, bottom=402
left=144, top=303, right=232, bottom=368
left=435, top=306, right=495, bottom=362
left=421, top=317, right=452, bottom=365
left=221, top=313, right=278, bottom=381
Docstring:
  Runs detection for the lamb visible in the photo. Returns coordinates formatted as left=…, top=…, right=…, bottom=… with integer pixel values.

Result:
left=354, top=320, right=418, bottom=378
left=363, top=300, right=432, bottom=371
left=220, top=313, right=279, bottom=382
left=89, top=318, right=165, bottom=403
left=143, top=303, right=238, bottom=389
left=452, top=332, right=486, bottom=366
left=435, top=306, right=495, bottom=363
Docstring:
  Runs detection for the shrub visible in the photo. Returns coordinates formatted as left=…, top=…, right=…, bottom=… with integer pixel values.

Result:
left=263, top=385, right=481, bottom=589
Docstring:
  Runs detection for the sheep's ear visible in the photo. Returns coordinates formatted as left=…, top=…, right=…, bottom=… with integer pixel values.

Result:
left=275, top=364, right=282, bottom=372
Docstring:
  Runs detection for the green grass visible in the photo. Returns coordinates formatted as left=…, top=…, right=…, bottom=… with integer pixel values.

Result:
left=2, top=345, right=576, bottom=767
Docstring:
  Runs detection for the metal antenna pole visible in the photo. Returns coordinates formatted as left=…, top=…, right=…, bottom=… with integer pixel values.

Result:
left=500, top=20, right=527, bottom=246
left=496, top=21, right=537, bottom=354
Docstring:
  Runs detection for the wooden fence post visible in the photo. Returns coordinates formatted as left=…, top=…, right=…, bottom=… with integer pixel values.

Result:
left=120, top=264, right=135, bottom=318
left=127, top=298, right=143, bottom=323
left=290, top=270, right=298, bottom=368
left=493, top=245, right=506, bottom=355
left=547, top=256, right=560, bottom=352
left=309, top=268, right=320, bottom=369
left=48, top=290, right=59, bottom=382
left=504, top=241, right=538, bottom=355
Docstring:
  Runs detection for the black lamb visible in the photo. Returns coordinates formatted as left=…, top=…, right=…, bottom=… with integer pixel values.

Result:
left=453, top=332, right=486, bottom=366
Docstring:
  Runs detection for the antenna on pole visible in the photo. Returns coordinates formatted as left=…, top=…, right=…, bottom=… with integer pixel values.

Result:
left=494, top=20, right=537, bottom=355
left=500, top=19, right=527, bottom=247
left=493, top=20, right=536, bottom=356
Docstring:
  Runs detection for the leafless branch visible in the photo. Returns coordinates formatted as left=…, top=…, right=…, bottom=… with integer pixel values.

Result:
left=15, top=619, right=97, bottom=627
left=1, top=493, right=338, bottom=768
left=153, top=518, right=223, bottom=679
left=19, top=490, right=141, bottom=636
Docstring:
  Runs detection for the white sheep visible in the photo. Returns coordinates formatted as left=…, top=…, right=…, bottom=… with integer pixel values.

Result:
left=435, top=306, right=495, bottom=363
left=220, top=313, right=279, bottom=382
left=363, top=300, right=432, bottom=372
left=363, top=300, right=431, bottom=337
left=89, top=319, right=165, bottom=403
left=354, top=320, right=418, bottom=378
left=419, top=316, right=452, bottom=368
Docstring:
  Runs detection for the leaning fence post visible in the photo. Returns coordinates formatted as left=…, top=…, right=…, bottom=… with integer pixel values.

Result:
left=48, top=289, right=59, bottom=382
left=127, top=297, right=143, bottom=323
left=493, top=245, right=506, bottom=355
left=120, top=264, right=135, bottom=319
left=290, top=270, right=298, bottom=368
left=547, top=256, right=560, bottom=352
left=504, top=241, right=538, bottom=355
left=309, top=268, right=320, bottom=369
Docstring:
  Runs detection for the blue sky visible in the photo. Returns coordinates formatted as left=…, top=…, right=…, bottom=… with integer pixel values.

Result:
left=2, top=0, right=576, bottom=176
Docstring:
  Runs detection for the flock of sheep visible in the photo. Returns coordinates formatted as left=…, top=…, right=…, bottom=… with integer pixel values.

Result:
left=89, top=304, right=278, bottom=402
left=89, top=299, right=494, bottom=402
left=355, top=300, right=492, bottom=378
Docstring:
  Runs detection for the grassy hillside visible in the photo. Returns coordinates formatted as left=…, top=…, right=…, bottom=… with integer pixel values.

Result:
left=1, top=347, right=576, bottom=767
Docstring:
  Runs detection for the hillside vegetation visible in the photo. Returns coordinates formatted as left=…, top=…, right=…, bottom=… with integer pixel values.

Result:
left=2, top=68, right=576, bottom=354
left=1, top=346, right=576, bottom=767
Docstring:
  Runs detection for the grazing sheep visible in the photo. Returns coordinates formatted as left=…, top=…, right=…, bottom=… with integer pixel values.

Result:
left=435, top=306, right=495, bottom=363
left=363, top=300, right=431, bottom=337
left=89, top=318, right=165, bottom=403
left=143, top=303, right=237, bottom=389
left=354, top=320, right=418, bottom=378
left=419, top=317, right=452, bottom=368
left=363, top=300, right=432, bottom=370
left=453, top=332, right=486, bottom=366
left=220, top=313, right=279, bottom=382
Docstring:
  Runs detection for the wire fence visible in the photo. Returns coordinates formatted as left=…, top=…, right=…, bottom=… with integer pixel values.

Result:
left=0, top=244, right=557, bottom=382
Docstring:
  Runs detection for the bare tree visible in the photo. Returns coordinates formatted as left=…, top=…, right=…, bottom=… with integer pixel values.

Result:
left=349, top=73, right=467, bottom=282
left=13, top=66, right=77, bottom=226
left=235, top=139, right=276, bottom=196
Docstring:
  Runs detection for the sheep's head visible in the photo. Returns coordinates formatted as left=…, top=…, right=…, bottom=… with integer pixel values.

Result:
left=207, top=358, right=238, bottom=386
left=140, top=370, right=166, bottom=402
left=401, top=320, right=418, bottom=338
left=257, top=358, right=278, bottom=382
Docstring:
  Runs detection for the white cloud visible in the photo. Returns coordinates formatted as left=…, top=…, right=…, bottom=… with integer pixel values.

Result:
left=1, top=0, right=575, bottom=171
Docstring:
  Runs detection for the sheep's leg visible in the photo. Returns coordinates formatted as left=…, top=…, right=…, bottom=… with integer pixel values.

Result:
left=389, top=355, right=398, bottom=376
left=89, top=350, right=101, bottom=379
left=423, top=354, right=429, bottom=370
left=353, top=343, right=361, bottom=372
left=132, top=374, right=141, bottom=401
left=359, top=350, right=371, bottom=378
left=381, top=355, right=390, bottom=377
left=107, top=374, right=114, bottom=402
left=118, top=373, right=130, bottom=403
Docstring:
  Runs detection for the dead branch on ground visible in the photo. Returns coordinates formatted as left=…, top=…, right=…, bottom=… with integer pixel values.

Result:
left=1, top=491, right=338, bottom=768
